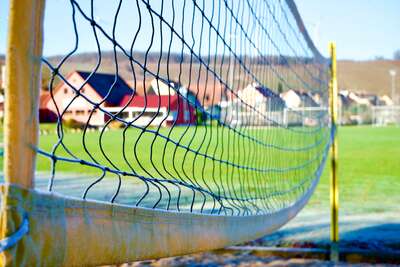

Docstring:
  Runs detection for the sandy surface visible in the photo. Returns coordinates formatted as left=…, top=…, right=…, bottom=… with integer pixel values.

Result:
left=255, top=210, right=400, bottom=252
left=116, top=205, right=400, bottom=266
left=106, top=251, right=398, bottom=266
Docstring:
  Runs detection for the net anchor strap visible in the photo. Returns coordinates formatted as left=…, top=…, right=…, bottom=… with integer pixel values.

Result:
left=0, top=216, right=29, bottom=253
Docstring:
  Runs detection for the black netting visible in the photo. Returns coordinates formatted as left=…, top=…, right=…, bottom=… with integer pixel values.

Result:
left=38, top=0, right=330, bottom=215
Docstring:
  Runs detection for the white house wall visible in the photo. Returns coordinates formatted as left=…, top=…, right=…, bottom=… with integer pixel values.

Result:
left=46, top=72, right=105, bottom=126
left=151, top=79, right=176, bottom=96
left=105, top=107, right=170, bottom=127
left=281, top=90, right=302, bottom=108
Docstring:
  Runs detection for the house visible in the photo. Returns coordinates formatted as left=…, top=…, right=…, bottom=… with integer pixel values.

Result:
left=280, top=89, right=319, bottom=108
left=280, top=89, right=325, bottom=126
left=43, top=71, right=196, bottom=127
left=187, top=82, right=230, bottom=108
left=151, top=77, right=236, bottom=105
left=149, top=78, right=230, bottom=107
left=149, top=78, right=181, bottom=96
left=222, top=82, right=285, bottom=126
left=1, top=65, right=5, bottom=89
left=149, top=77, right=231, bottom=122
left=237, top=82, right=285, bottom=112
left=338, top=90, right=351, bottom=106
left=39, top=89, right=57, bottom=122
left=363, top=93, right=380, bottom=106
left=379, top=95, right=394, bottom=106
left=339, top=90, right=394, bottom=107
left=44, top=71, right=133, bottom=126
left=310, top=92, right=324, bottom=106
left=106, top=93, right=196, bottom=126
left=346, top=91, right=371, bottom=106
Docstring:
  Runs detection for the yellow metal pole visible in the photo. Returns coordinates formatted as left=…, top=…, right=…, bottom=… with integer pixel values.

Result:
left=4, top=0, right=46, bottom=188
left=329, top=42, right=339, bottom=261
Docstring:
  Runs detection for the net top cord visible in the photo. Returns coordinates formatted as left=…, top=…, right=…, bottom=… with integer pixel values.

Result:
left=39, top=0, right=330, bottom=216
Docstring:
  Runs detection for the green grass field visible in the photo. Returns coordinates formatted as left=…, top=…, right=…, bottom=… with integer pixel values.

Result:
left=35, top=124, right=326, bottom=173
left=309, top=126, right=400, bottom=215
left=1, top=125, right=399, bottom=214
left=261, top=126, right=400, bottom=249
left=30, top=124, right=328, bottom=208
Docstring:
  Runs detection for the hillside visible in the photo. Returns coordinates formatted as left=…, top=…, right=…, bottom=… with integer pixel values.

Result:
left=40, top=52, right=320, bottom=93
left=42, top=53, right=400, bottom=96
left=1, top=53, right=400, bottom=96
left=338, top=60, right=400, bottom=95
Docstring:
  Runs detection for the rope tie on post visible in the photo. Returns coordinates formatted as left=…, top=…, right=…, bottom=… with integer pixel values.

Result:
left=0, top=216, right=29, bottom=253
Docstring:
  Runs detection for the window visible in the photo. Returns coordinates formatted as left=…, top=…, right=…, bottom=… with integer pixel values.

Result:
left=143, top=111, right=162, bottom=117
left=120, top=112, right=129, bottom=119
left=111, top=111, right=129, bottom=119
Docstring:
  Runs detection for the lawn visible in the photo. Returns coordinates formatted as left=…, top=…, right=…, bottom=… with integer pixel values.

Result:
left=309, top=125, right=400, bottom=215
left=30, top=123, right=329, bottom=211
left=261, top=126, right=400, bottom=248
left=1, top=124, right=399, bottom=214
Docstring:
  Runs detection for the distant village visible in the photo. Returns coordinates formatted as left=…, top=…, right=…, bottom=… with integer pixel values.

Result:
left=0, top=67, right=398, bottom=127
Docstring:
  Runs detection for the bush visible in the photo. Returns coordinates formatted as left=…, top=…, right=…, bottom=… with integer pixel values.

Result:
left=63, top=118, right=86, bottom=130
left=108, top=120, right=125, bottom=129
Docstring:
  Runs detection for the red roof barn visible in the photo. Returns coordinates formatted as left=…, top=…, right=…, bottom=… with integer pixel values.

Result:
left=43, top=71, right=196, bottom=126
left=106, top=92, right=196, bottom=126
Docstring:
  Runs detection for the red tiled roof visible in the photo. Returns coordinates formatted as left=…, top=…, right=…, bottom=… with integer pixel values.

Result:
left=119, top=94, right=180, bottom=109
left=187, top=83, right=229, bottom=107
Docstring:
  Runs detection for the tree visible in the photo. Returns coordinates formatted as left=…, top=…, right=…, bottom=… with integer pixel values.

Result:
left=277, top=82, right=283, bottom=94
left=394, top=49, right=400, bottom=60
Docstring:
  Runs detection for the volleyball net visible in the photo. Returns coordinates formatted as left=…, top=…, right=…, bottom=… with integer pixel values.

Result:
left=1, top=0, right=332, bottom=265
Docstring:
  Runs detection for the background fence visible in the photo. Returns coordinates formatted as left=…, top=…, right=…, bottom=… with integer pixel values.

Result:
left=338, top=104, right=400, bottom=125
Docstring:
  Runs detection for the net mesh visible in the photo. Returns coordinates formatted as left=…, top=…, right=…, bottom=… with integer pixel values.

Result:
left=38, top=0, right=330, bottom=215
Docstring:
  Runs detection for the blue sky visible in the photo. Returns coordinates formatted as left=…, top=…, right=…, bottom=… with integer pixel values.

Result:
left=295, top=0, right=400, bottom=60
left=1, top=0, right=399, bottom=60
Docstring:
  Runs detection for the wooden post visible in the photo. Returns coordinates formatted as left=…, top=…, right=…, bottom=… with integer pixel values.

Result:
left=329, top=42, right=339, bottom=261
left=4, top=0, right=46, bottom=188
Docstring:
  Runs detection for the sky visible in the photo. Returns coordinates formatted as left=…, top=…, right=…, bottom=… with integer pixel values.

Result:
left=295, top=0, right=400, bottom=60
left=1, top=0, right=399, bottom=60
